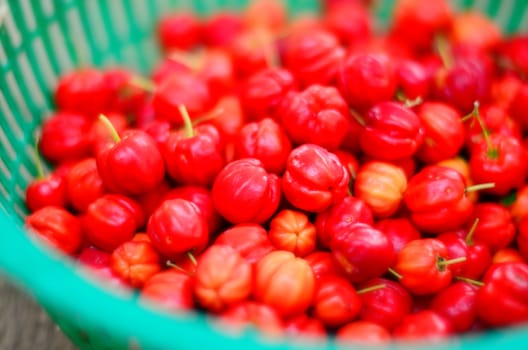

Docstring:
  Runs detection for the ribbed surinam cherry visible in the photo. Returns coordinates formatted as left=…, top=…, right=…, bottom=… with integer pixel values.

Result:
left=416, top=102, right=464, bottom=163
left=25, top=167, right=68, bottom=213
left=374, top=218, right=421, bottom=254
left=323, top=2, right=372, bottom=46
left=212, top=158, right=280, bottom=224
left=239, top=67, right=296, bottom=122
left=396, top=59, right=431, bottom=100
left=315, top=196, right=373, bottom=249
left=25, top=206, right=83, bottom=255
left=354, top=161, right=407, bottom=218
left=268, top=209, right=316, bottom=257
left=392, top=238, right=464, bottom=295
left=358, top=277, right=412, bottom=331
left=431, top=281, right=479, bottom=333
left=89, top=112, right=129, bottom=156
left=467, top=203, right=515, bottom=253
left=83, top=194, right=145, bottom=252
left=393, top=310, right=452, bottom=340
left=282, top=29, right=344, bottom=88
left=403, top=165, right=491, bottom=233
left=141, top=269, right=194, bottom=312
left=284, top=314, right=326, bottom=338
left=358, top=102, right=424, bottom=161
left=233, top=118, right=292, bottom=174
left=338, top=53, right=398, bottom=112
left=202, top=12, right=244, bottom=47
left=282, top=144, right=349, bottom=212
left=336, top=321, right=391, bottom=344
left=147, top=199, right=208, bottom=260
left=254, top=250, right=315, bottom=317
left=157, top=12, right=201, bottom=52
left=476, top=262, right=528, bottom=327
left=214, top=224, right=274, bottom=264
left=229, top=28, right=277, bottom=79
left=311, top=275, right=362, bottom=327
left=96, top=115, right=165, bottom=196
left=280, top=85, right=351, bottom=150
left=449, top=11, right=501, bottom=52
left=331, top=223, right=395, bottom=283
left=110, top=234, right=161, bottom=288
left=194, top=245, right=252, bottom=312
left=66, top=158, right=104, bottom=213
left=217, top=301, right=283, bottom=336
left=39, top=112, right=92, bottom=164
left=164, top=106, right=225, bottom=186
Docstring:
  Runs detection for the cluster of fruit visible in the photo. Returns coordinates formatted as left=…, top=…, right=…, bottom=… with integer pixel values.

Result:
left=23, top=0, right=528, bottom=344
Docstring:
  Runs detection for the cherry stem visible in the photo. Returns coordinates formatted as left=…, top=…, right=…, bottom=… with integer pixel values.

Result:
left=169, top=50, right=202, bottom=71
left=256, top=29, right=278, bottom=68
left=347, top=164, right=357, bottom=181
left=350, top=109, right=365, bottom=127
left=465, top=218, right=480, bottom=245
left=356, top=283, right=386, bottom=295
left=187, top=251, right=197, bottom=266
left=166, top=261, right=188, bottom=273
left=437, top=256, right=467, bottom=267
left=435, top=34, right=454, bottom=69
left=98, top=114, right=121, bottom=143
left=34, top=135, right=44, bottom=179
left=178, top=105, right=195, bottom=138
left=463, top=101, right=498, bottom=159
left=454, top=276, right=485, bottom=287
left=191, top=107, right=225, bottom=126
left=396, top=90, right=423, bottom=108
left=388, top=267, right=402, bottom=280
left=129, top=75, right=156, bottom=93
left=465, top=182, right=495, bottom=193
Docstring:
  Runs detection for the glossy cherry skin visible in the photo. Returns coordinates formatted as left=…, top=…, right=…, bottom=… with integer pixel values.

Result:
left=96, top=129, right=165, bottom=196
left=66, top=158, right=105, bottom=213
left=254, top=250, right=315, bottom=317
left=315, top=196, right=373, bottom=249
left=280, top=85, right=351, bottom=151
left=374, top=218, right=421, bottom=254
left=214, top=224, right=274, bottom=265
left=282, top=144, right=349, bottom=213
left=233, top=118, right=292, bottom=175
left=25, top=206, right=83, bottom=255
left=157, top=12, right=201, bottom=51
left=323, top=2, right=372, bottom=46
left=476, top=262, right=528, bottom=327
left=212, top=158, right=281, bottom=224
left=110, top=234, right=161, bottom=288
left=202, top=12, right=244, bottom=47
left=396, top=59, right=431, bottom=100
left=283, top=29, right=344, bottom=88
left=312, top=275, right=362, bottom=327
left=304, top=251, right=346, bottom=281
left=403, top=165, right=474, bottom=233
left=194, top=244, right=252, bottom=312
left=164, top=123, right=225, bottom=187
left=147, top=199, right=208, bottom=260
left=140, top=269, right=194, bottom=312
left=393, top=310, right=452, bottom=340
left=469, top=133, right=527, bottom=196
left=431, top=281, right=479, bottom=333
left=338, top=53, right=398, bottom=112
left=217, top=301, right=284, bottom=336
left=83, top=194, right=144, bottom=252
left=354, top=161, right=408, bottom=218
left=268, top=209, right=316, bottom=257
left=359, top=102, right=424, bottom=161
left=358, top=277, right=413, bottom=331
left=39, top=112, right=92, bottom=164
left=283, top=314, right=326, bottom=338
left=239, top=67, right=296, bottom=122
left=336, top=321, right=391, bottom=344
left=467, top=203, right=515, bottom=253
left=330, top=223, right=395, bottom=283
left=416, top=102, right=464, bottom=164
left=25, top=173, right=68, bottom=213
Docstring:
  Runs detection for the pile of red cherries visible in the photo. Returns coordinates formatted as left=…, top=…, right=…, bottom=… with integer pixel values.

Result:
left=24, top=0, right=528, bottom=344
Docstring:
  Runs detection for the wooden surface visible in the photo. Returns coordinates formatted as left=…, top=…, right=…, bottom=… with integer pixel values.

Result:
left=0, top=275, right=77, bottom=350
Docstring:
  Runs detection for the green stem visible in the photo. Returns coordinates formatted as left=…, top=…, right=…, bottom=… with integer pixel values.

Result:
left=437, top=256, right=467, bottom=267
left=465, top=101, right=498, bottom=159
left=350, top=109, right=365, bottom=127
left=178, top=105, right=195, bottom=138
left=465, top=218, right=480, bottom=245
left=388, top=267, right=402, bottom=280
left=187, top=251, right=197, bottom=266
left=465, top=182, right=495, bottom=193
left=129, top=75, right=156, bottom=93
left=34, top=135, right=44, bottom=179
left=166, top=261, right=193, bottom=276
left=191, top=107, right=224, bottom=126
left=435, top=34, right=454, bottom=69
left=454, top=276, right=485, bottom=287
left=356, top=284, right=386, bottom=295
left=98, top=114, right=121, bottom=143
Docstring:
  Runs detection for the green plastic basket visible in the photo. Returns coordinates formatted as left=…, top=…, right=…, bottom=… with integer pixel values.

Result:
left=1, top=0, right=528, bottom=349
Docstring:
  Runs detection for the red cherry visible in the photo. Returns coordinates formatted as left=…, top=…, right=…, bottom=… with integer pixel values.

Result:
left=157, top=12, right=201, bottom=51
left=140, top=269, right=194, bottom=312
left=393, top=310, right=452, bottom=340
left=25, top=173, right=68, bottom=213
left=431, top=281, right=479, bottom=333
left=214, top=224, right=274, bottom=264
left=66, top=158, right=105, bottom=213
